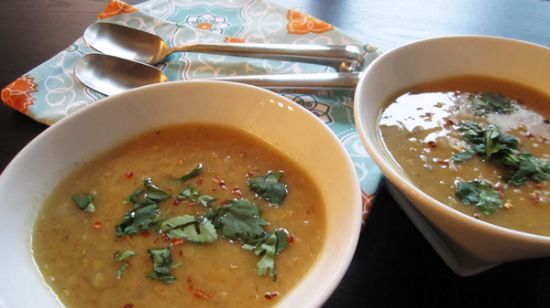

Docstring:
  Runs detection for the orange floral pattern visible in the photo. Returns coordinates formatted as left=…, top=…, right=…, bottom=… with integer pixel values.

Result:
left=361, top=192, right=375, bottom=227
left=97, top=0, right=138, bottom=19
left=287, top=9, right=332, bottom=34
left=224, top=37, right=246, bottom=43
left=1, top=75, right=37, bottom=113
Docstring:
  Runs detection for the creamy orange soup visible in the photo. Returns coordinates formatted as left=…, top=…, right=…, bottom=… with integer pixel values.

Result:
left=379, top=76, right=549, bottom=235
left=33, top=124, right=325, bottom=307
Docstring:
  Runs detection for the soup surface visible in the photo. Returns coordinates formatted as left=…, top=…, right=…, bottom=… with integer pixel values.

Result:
left=379, top=76, right=549, bottom=235
left=33, top=124, right=325, bottom=307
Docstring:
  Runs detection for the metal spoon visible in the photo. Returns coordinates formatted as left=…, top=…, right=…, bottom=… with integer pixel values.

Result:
left=83, top=22, right=365, bottom=72
left=74, top=53, right=360, bottom=96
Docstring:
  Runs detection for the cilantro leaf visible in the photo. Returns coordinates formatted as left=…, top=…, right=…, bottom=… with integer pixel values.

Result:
left=143, top=177, right=170, bottom=202
left=177, top=163, right=203, bottom=182
left=114, top=250, right=136, bottom=280
left=160, top=215, right=218, bottom=244
left=247, top=171, right=288, bottom=206
left=219, top=199, right=268, bottom=244
left=115, top=202, right=160, bottom=237
left=246, top=229, right=289, bottom=281
left=504, top=153, right=550, bottom=186
left=71, top=192, right=96, bottom=213
left=455, top=180, right=503, bottom=215
left=455, top=121, right=549, bottom=185
left=147, top=247, right=176, bottom=284
left=451, top=149, right=475, bottom=163
left=127, top=188, right=144, bottom=204
left=471, top=92, right=516, bottom=116
left=177, top=185, right=216, bottom=207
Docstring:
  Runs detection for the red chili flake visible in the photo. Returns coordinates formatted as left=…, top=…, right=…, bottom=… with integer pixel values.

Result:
left=288, top=235, right=296, bottom=245
left=245, top=171, right=254, bottom=178
left=161, top=233, right=171, bottom=242
left=494, top=182, right=505, bottom=194
left=196, top=176, right=204, bottom=185
left=92, top=221, right=103, bottom=230
left=212, top=176, right=227, bottom=190
left=193, top=290, right=212, bottom=300
left=232, top=187, right=243, bottom=198
left=124, top=171, right=134, bottom=179
left=530, top=191, right=542, bottom=203
left=264, top=292, right=279, bottom=300
left=426, top=141, right=437, bottom=148
left=445, top=119, right=455, bottom=127
left=435, top=160, right=449, bottom=167
left=123, top=304, right=134, bottom=308
left=535, top=183, right=545, bottom=189
left=140, top=230, right=151, bottom=238
left=173, top=199, right=181, bottom=206
left=171, top=239, right=185, bottom=246
left=186, top=276, right=194, bottom=291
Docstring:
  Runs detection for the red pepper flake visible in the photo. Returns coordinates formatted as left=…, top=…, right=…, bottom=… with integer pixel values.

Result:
left=193, top=289, right=212, bottom=300
left=288, top=235, right=295, bottom=245
left=232, top=187, right=243, bottom=198
left=124, top=171, right=134, bottom=179
left=212, top=176, right=227, bottom=190
left=171, top=238, right=185, bottom=246
left=435, top=160, right=449, bottom=167
left=161, top=233, right=171, bottom=242
left=530, top=191, right=542, bottom=203
left=140, top=230, right=151, bottom=238
left=173, top=199, right=181, bottom=206
left=245, top=171, right=254, bottom=178
left=535, top=182, right=545, bottom=189
left=123, top=304, right=134, bottom=308
left=426, top=140, right=437, bottom=148
left=445, top=119, right=455, bottom=127
left=494, top=182, right=505, bottom=194
left=196, top=176, right=203, bottom=185
left=92, top=220, right=103, bottom=230
left=264, top=292, right=279, bottom=300
left=186, top=276, right=194, bottom=291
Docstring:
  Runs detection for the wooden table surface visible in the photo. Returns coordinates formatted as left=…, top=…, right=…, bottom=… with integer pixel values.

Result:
left=1, top=0, right=549, bottom=307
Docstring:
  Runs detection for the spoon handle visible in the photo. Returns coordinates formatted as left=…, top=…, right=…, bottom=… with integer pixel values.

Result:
left=171, top=43, right=366, bottom=72
left=213, top=72, right=360, bottom=89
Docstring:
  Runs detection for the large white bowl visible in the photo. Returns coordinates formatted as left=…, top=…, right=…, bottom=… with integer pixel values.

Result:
left=0, top=81, right=362, bottom=307
left=354, top=36, right=550, bottom=276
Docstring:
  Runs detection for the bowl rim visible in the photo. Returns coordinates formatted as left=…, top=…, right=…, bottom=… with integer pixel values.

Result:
left=354, top=35, right=550, bottom=244
left=0, top=80, right=362, bottom=307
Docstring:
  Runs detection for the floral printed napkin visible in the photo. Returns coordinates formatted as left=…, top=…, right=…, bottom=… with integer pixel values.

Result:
left=1, top=0, right=381, bottom=223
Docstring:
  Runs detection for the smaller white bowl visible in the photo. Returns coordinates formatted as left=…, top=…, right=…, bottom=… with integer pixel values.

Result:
left=0, top=81, right=362, bottom=307
left=354, top=36, right=550, bottom=276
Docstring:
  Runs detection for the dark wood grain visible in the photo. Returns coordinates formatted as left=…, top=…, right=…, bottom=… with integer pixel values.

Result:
left=1, top=1, right=549, bottom=307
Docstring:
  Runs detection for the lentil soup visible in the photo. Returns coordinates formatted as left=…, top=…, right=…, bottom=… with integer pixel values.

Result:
left=33, top=123, right=326, bottom=307
left=379, top=76, right=549, bottom=235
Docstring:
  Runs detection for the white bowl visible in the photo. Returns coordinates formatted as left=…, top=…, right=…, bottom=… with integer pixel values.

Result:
left=0, top=81, right=362, bottom=307
left=354, top=36, right=550, bottom=276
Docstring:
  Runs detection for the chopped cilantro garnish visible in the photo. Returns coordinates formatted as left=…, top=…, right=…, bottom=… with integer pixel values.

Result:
left=471, top=92, right=516, bottom=116
left=143, top=177, right=171, bottom=202
left=147, top=247, right=176, bottom=284
left=127, top=188, right=144, bottom=203
left=453, top=122, right=549, bottom=186
left=115, top=202, right=160, bottom=237
left=177, top=185, right=216, bottom=207
left=455, top=180, right=503, bottom=215
left=218, top=199, right=268, bottom=244
left=160, top=215, right=218, bottom=244
left=244, top=229, right=289, bottom=281
left=114, top=250, right=136, bottom=280
left=177, top=163, right=203, bottom=182
left=71, top=192, right=96, bottom=213
left=247, top=171, right=288, bottom=206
